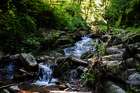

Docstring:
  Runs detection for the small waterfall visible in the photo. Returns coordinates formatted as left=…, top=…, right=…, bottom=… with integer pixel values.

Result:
left=6, top=63, right=15, bottom=80
left=0, top=63, right=15, bottom=80
left=34, top=63, right=58, bottom=86
left=64, top=36, right=96, bottom=58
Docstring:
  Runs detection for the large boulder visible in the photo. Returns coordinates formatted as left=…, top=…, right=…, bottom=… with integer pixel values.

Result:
left=20, top=53, right=37, bottom=66
left=19, top=53, right=38, bottom=72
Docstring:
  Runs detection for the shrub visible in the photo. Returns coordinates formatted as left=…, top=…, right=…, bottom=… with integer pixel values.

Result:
left=52, top=2, right=88, bottom=31
left=0, top=13, right=40, bottom=53
left=0, top=0, right=46, bottom=53
left=105, top=0, right=140, bottom=27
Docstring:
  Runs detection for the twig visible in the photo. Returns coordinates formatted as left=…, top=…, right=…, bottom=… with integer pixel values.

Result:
left=0, top=82, right=23, bottom=89
left=18, top=69, right=34, bottom=76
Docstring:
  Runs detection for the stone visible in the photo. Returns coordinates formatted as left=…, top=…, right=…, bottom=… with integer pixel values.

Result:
left=135, top=54, right=140, bottom=60
left=2, top=89, right=10, bottom=93
left=9, top=85, right=20, bottom=92
left=125, top=58, right=135, bottom=68
left=102, top=60, right=123, bottom=73
left=102, top=54, right=123, bottom=61
left=20, top=53, right=37, bottom=67
left=104, top=81, right=126, bottom=93
left=106, top=47, right=124, bottom=54
left=102, top=60, right=122, bottom=67
left=126, top=72, right=140, bottom=85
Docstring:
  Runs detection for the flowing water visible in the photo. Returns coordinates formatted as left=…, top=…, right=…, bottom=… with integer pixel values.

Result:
left=34, top=63, right=58, bottom=86
left=6, top=63, right=15, bottom=80
left=0, top=63, right=15, bottom=80
left=34, top=36, right=95, bottom=86
left=64, top=36, right=96, bottom=58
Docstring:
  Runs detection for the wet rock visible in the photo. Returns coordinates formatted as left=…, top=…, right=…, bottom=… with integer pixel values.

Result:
left=19, top=53, right=38, bottom=73
left=53, top=35, right=74, bottom=47
left=69, top=66, right=85, bottom=82
left=58, top=84, right=67, bottom=90
left=40, top=29, right=75, bottom=49
left=19, top=83, right=50, bottom=93
left=48, top=51, right=63, bottom=59
left=126, top=72, right=140, bottom=85
left=108, top=36, right=122, bottom=46
left=104, top=81, right=126, bottom=93
left=135, top=54, right=140, bottom=60
left=118, top=69, right=136, bottom=83
left=106, top=47, right=124, bottom=54
left=126, top=72, right=140, bottom=93
left=20, top=53, right=37, bottom=67
left=9, top=85, right=20, bottom=92
left=81, top=51, right=95, bottom=59
left=2, top=89, right=10, bottom=93
left=102, top=60, right=122, bottom=73
left=125, top=58, right=135, bottom=68
left=102, top=60, right=122, bottom=67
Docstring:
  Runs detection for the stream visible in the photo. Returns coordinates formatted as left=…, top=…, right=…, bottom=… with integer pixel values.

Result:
left=64, top=36, right=96, bottom=58
left=34, top=36, right=96, bottom=86
left=0, top=34, right=139, bottom=93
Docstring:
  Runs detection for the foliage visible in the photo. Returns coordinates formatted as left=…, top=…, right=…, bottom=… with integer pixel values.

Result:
left=22, top=34, right=43, bottom=52
left=81, top=69, right=96, bottom=87
left=97, top=24, right=108, bottom=32
left=96, top=42, right=106, bottom=56
left=105, top=0, right=140, bottom=27
left=19, top=15, right=37, bottom=32
left=0, top=0, right=45, bottom=53
left=52, top=2, right=88, bottom=31
left=125, top=27, right=140, bottom=33
left=92, top=40, right=106, bottom=56
left=0, top=13, right=21, bottom=53
left=80, top=59, right=107, bottom=91
left=0, top=8, right=44, bottom=53
left=111, top=27, right=140, bottom=43
left=136, top=64, right=140, bottom=72
left=13, top=0, right=49, bottom=14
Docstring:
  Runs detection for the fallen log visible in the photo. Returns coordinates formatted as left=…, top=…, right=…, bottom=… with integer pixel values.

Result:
left=68, top=57, right=88, bottom=66
left=0, top=82, right=23, bottom=89
left=18, top=69, right=34, bottom=76
left=56, top=56, right=88, bottom=66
